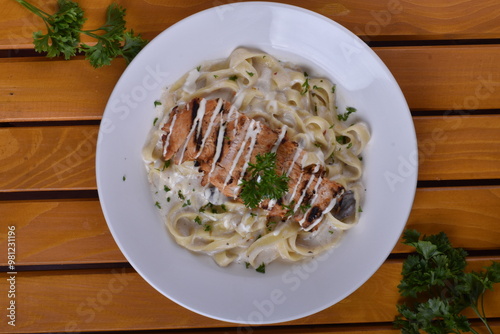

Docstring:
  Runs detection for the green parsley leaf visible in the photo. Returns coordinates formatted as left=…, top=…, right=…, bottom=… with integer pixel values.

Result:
left=194, top=216, right=202, bottom=225
left=229, top=75, right=238, bottom=81
left=394, top=229, right=500, bottom=333
left=162, top=160, right=171, bottom=170
left=256, top=263, right=266, bottom=274
left=177, top=190, right=185, bottom=200
left=239, top=152, right=289, bottom=209
left=121, top=29, right=147, bottom=64
left=154, top=100, right=162, bottom=107
left=16, top=0, right=147, bottom=68
left=337, top=106, right=357, bottom=122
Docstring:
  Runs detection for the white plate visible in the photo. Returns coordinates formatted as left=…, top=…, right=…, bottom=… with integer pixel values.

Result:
left=96, top=2, right=417, bottom=325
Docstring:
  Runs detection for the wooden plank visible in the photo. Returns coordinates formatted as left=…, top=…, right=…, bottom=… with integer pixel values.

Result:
left=375, top=46, right=500, bottom=111
left=0, top=57, right=126, bottom=122
left=402, top=186, right=500, bottom=252
left=0, top=199, right=125, bottom=266
left=0, top=125, right=97, bottom=192
left=1, top=46, right=499, bottom=122
left=0, top=186, right=498, bottom=266
left=415, top=115, right=500, bottom=181
left=1, top=0, right=500, bottom=50
left=2, top=258, right=499, bottom=332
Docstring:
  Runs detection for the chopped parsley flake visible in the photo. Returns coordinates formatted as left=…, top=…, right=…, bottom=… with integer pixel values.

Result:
left=336, top=136, right=348, bottom=144
left=199, top=202, right=213, bottom=213
left=153, top=117, right=158, bottom=126
left=194, top=216, right=202, bottom=225
left=182, top=199, right=191, bottom=207
left=301, top=74, right=310, bottom=95
left=246, top=71, right=254, bottom=77
left=196, top=65, right=201, bottom=71
left=256, top=263, right=266, bottom=274
left=162, top=160, right=171, bottom=170
left=164, top=185, right=170, bottom=192
left=229, top=75, right=238, bottom=81
left=178, top=190, right=185, bottom=200
left=154, top=201, right=161, bottom=209
left=154, top=100, right=162, bottom=107
left=337, top=106, right=357, bottom=121
left=203, top=224, right=212, bottom=232
left=122, top=175, right=126, bottom=181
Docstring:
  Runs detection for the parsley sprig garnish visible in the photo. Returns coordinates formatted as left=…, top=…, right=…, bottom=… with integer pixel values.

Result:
left=239, top=152, right=289, bottom=209
left=16, top=0, right=147, bottom=68
left=394, top=229, right=500, bottom=334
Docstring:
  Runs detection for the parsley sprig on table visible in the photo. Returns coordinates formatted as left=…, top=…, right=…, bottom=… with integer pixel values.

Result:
left=239, top=152, right=289, bottom=209
left=394, top=229, right=500, bottom=334
left=16, top=0, right=147, bottom=68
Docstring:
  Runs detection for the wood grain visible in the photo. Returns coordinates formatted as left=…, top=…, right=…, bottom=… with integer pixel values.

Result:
left=0, top=186, right=498, bottom=266
left=1, top=258, right=499, bottom=332
left=403, top=186, right=500, bottom=251
left=0, top=57, right=126, bottom=122
left=0, top=199, right=125, bottom=265
left=375, top=46, right=500, bottom=111
left=415, top=115, right=500, bottom=181
left=1, top=46, right=499, bottom=122
left=0, top=125, right=97, bottom=192
left=1, top=0, right=500, bottom=50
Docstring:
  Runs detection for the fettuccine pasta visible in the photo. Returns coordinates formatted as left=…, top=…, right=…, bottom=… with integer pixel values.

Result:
left=143, top=48, right=370, bottom=270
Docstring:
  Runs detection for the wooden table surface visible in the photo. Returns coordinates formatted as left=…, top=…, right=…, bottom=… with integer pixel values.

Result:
left=1, top=0, right=500, bottom=333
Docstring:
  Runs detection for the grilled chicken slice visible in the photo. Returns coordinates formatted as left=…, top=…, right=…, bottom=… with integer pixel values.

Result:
left=161, top=98, right=354, bottom=231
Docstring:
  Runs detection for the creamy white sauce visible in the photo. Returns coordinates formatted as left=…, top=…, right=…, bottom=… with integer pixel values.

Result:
left=178, top=99, right=207, bottom=163
left=195, top=98, right=223, bottom=159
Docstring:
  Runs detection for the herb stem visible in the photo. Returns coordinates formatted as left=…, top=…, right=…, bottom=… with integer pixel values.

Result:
left=470, top=303, right=494, bottom=334
left=16, top=0, right=51, bottom=19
